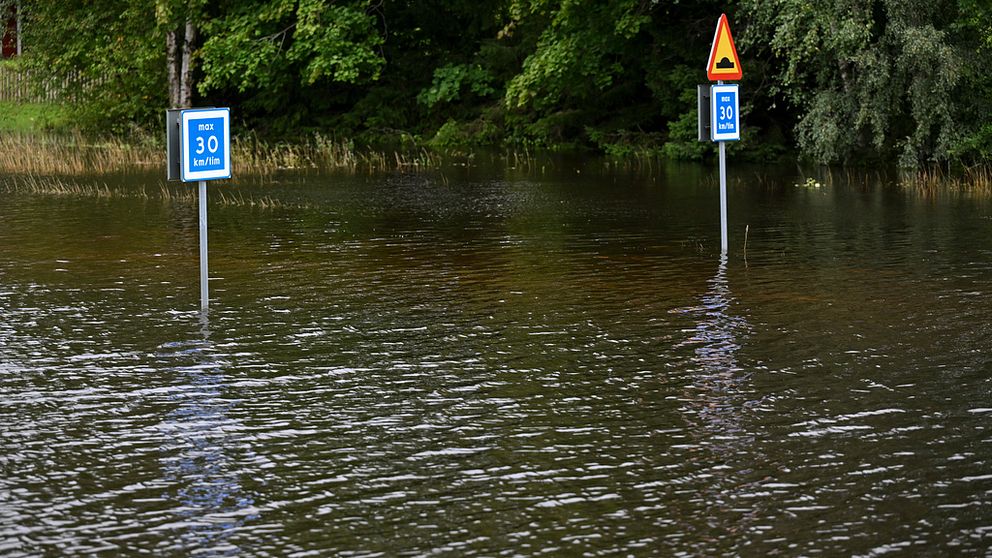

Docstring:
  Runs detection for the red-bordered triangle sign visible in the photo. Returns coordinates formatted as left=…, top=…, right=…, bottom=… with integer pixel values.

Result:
left=706, top=14, right=742, bottom=81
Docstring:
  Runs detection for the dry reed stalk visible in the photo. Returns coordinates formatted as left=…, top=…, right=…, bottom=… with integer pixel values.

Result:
left=0, top=134, right=161, bottom=175
left=899, top=166, right=992, bottom=196
left=0, top=132, right=564, bottom=179
left=0, top=133, right=446, bottom=176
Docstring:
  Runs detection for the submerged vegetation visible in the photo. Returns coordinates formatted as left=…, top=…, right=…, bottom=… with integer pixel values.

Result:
left=899, top=166, right=992, bottom=196
left=0, top=173, right=289, bottom=208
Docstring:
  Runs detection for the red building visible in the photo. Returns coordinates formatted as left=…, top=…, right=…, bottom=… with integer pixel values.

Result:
left=2, top=4, right=19, bottom=59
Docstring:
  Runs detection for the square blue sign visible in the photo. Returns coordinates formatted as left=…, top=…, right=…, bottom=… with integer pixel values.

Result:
left=181, top=108, right=231, bottom=182
left=188, top=117, right=225, bottom=172
left=710, top=84, right=740, bottom=142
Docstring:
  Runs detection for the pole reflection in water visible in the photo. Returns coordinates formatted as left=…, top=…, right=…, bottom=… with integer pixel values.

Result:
left=155, top=312, right=258, bottom=556
left=675, top=255, right=752, bottom=444
left=672, top=254, right=763, bottom=542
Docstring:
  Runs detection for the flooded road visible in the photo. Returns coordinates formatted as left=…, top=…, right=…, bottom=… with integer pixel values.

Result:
left=1, top=160, right=991, bottom=555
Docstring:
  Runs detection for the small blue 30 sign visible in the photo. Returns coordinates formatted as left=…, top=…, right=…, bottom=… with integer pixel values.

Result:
left=181, top=108, right=231, bottom=182
left=710, top=84, right=740, bottom=142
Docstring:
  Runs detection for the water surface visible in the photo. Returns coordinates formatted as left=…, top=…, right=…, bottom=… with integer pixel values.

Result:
left=1, top=161, right=991, bottom=555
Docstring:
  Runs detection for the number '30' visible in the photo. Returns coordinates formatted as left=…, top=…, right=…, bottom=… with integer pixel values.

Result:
left=195, top=136, right=219, bottom=155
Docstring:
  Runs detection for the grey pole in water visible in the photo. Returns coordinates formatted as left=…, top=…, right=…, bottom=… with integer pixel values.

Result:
left=719, top=140, right=728, bottom=254
left=716, top=79, right=728, bottom=255
left=198, top=180, right=208, bottom=310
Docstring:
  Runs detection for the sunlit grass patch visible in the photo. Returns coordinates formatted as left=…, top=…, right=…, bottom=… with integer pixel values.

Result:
left=0, top=102, right=71, bottom=134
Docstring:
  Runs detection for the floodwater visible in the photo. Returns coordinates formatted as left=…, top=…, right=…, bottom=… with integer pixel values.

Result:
left=1, top=158, right=991, bottom=556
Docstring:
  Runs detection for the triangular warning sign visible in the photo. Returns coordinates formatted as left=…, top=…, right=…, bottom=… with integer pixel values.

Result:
left=706, top=14, right=742, bottom=81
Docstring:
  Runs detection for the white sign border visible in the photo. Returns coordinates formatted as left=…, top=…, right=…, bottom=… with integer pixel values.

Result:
left=710, top=84, right=740, bottom=142
left=181, top=108, right=231, bottom=182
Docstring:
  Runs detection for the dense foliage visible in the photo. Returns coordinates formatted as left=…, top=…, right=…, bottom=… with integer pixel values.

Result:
left=11, top=0, right=992, bottom=165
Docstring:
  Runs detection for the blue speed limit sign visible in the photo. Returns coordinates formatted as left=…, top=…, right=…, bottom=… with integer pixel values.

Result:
left=181, top=108, right=231, bottom=182
left=710, top=84, right=740, bottom=142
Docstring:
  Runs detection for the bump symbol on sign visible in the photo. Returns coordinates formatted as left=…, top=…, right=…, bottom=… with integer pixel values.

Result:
left=706, top=14, right=743, bottom=81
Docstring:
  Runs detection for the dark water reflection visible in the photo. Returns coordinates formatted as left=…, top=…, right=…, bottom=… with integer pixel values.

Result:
left=1, top=161, right=991, bottom=555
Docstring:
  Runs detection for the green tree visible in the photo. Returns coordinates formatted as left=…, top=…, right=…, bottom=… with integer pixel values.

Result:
left=158, top=0, right=205, bottom=108
left=198, top=0, right=383, bottom=95
left=13, top=0, right=991, bottom=166
left=741, top=0, right=972, bottom=166
left=19, top=0, right=167, bottom=132
left=194, top=0, right=386, bottom=135
left=357, top=0, right=510, bottom=142
left=947, top=0, right=992, bottom=162
left=497, top=0, right=656, bottom=146
left=17, top=0, right=387, bottom=134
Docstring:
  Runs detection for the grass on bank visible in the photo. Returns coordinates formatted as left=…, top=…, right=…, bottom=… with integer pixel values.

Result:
left=0, top=101, right=70, bottom=134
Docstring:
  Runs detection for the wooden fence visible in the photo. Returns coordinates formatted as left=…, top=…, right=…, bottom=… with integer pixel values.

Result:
left=0, top=63, right=100, bottom=103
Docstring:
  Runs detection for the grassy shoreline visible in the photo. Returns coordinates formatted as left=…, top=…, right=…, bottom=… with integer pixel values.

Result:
left=1, top=129, right=991, bottom=196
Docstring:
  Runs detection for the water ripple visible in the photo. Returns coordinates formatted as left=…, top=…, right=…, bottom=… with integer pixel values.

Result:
left=1, top=171, right=991, bottom=555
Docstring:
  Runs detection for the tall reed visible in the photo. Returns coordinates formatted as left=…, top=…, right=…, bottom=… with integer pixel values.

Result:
left=900, top=165, right=992, bottom=196
left=0, top=133, right=449, bottom=176
left=0, top=133, right=160, bottom=175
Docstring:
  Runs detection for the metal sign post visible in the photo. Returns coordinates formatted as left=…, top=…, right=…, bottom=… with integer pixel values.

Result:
left=711, top=82, right=739, bottom=254
left=719, top=137, right=728, bottom=253
left=198, top=180, right=209, bottom=310
left=166, top=107, right=231, bottom=311
left=699, top=14, right=743, bottom=256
